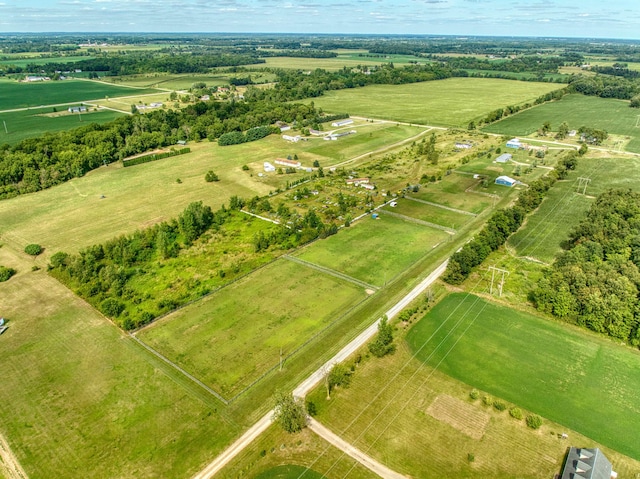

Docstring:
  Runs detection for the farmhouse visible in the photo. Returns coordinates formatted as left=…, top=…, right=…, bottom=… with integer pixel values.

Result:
left=24, top=75, right=48, bottom=82
left=263, top=162, right=276, bottom=172
left=495, top=153, right=512, bottom=163
left=282, top=134, right=302, bottom=142
left=506, top=138, right=522, bottom=149
left=68, top=106, right=87, bottom=113
left=309, top=129, right=324, bottom=135
left=561, top=447, right=616, bottom=479
left=360, top=183, right=375, bottom=190
left=455, top=142, right=472, bottom=149
left=346, top=177, right=370, bottom=185
left=200, top=95, right=210, bottom=101
left=495, top=175, right=517, bottom=187
left=275, top=158, right=301, bottom=168
left=331, top=119, right=353, bottom=127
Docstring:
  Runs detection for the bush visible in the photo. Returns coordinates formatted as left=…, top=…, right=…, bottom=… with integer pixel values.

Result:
left=493, top=400, right=507, bottom=411
left=0, top=266, right=16, bottom=282
left=306, top=401, right=317, bottom=417
left=205, top=170, right=220, bottom=182
left=242, top=164, right=250, bottom=171
left=482, top=395, right=493, bottom=407
left=100, top=298, right=125, bottom=317
left=368, top=316, right=395, bottom=357
left=526, top=414, right=543, bottom=429
left=509, top=407, right=523, bottom=420
left=24, top=243, right=42, bottom=256
left=469, top=389, right=479, bottom=400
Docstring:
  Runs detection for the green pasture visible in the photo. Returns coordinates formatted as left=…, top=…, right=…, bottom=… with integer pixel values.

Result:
left=0, top=246, right=237, bottom=479
left=508, top=155, right=640, bottom=263
left=295, top=214, right=448, bottom=287
left=0, top=106, right=125, bottom=145
left=407, top=173, right=491, bottom=214
left=407, top=293, right=640, bottom=461
left=217, top=426, right=375, bottom=479
left=382, top=198, right=473, bottom=230
left=259, top=53, right=421, bottom=71
left=308, top=78, right=563, bottom=127
left=0, top=79, right=159, bottom=110
left=308, top=311, right=640, bottom=479
left=483, top=94, right=640, bottom=153
left=0, top=55, right=90, bottom=67
left=139, top=258, right=367, bottom=398
left=104, top=72, right=277, bottom=90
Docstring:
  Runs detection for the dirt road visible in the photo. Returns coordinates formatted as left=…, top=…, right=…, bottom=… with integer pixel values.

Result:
left=0, top=431, right=28, bottom=479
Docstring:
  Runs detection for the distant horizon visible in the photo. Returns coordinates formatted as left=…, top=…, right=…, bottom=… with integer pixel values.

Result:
left=1, top=0, right=639, bottom=40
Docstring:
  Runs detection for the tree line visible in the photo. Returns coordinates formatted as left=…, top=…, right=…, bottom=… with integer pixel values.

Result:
left=530, top=189, right=640, bottom=347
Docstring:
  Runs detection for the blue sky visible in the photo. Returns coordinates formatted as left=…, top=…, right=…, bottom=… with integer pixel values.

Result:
left=0, top=0, right=639, bottom=39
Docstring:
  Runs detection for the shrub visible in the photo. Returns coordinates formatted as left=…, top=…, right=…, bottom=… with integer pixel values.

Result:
left=509, top=407, right=523, bottom=420
left=0, top=266, right=16, bottom=282
left=368, top=317, right=395, bottom=357
left=100, top=298, right=125, bottom=317
left=306, top=401, right=317, bottom=417
left=242, top=164, right=250, bottom=171
left=205, top=170, right=220, bottom=182
left=526, top=414, right=543, bottom=429
left=24, top=244, right=43, bottom=256
left=482, top=395, right=493, bottom=407
left=493, top=400, right=507, bottom=411
left=467, top=453, right=475, bottom=463
left=469, top=389, right=479, bottom=400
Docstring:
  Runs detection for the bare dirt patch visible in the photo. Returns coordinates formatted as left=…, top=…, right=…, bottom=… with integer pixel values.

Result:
left=0, top=431, right=28, bottom=479
left=426, top=394, right=490, bottom=440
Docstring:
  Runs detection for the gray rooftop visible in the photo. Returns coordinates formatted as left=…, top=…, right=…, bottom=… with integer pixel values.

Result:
left=561, top=447, right=613, bottom=479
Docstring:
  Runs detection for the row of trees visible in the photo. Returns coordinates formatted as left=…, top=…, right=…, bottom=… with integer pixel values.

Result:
left=530, top=189, right=640, bottom=346
left=444, top=153, right=580, bottom=284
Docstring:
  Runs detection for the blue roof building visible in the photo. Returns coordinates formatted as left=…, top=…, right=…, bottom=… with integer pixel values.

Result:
left=495, top=175, right=517, bottom=187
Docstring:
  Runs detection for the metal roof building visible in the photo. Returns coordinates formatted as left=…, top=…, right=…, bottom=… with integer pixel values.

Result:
left=561, top=447, right=616, bottom=479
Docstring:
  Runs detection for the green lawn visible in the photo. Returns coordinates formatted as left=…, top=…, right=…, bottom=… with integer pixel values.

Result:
left=382, top=198, right=473, bottom=230
left=104, top=72, right=276, bottom=90
left=508, top=156, right=640, bottom=263
left=0, top=106, right=125, bottom=144
left=482, top=94, right=640, bottom=153
left=0, top=79, right=159, bottom=110
left=295, top=214, right=448, bottom=287
left=139, top=258, right=367, bottom=399
left=0, top=55, right=91, bottom=67
left=408, top=173, right=491, bottom=214
left=406, top=293, right=640, bottom=461
left=0, top=246, right=238, bottom=479
left=309, top=78, right=563, bottom=127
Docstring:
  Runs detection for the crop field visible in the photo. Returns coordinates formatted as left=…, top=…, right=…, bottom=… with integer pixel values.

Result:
left=104, top=72, right=276, bottom=90
left=483, top=94, right=640, bottom=153
left=508, top=155, right=640, bottom=263
left=406, top=173, right=491, bottom=214
left=0, top=79, right=159, bottom=110
left=138, top=258, right=367, bottom=399
left=406, top=293, right=640, bottom=461
left=309, top=78, right=563, bottom=127
left=307, top=311, right=640, bottom=479
left=218, top=425, right=376, bottom=479
left=0, top=55, right=90, bottom=67
left=294, top=214, right=448, bottom=287
left=259, top=53, right=422, bottom=71
left=381, top=198, right=474, bottom=230
left=0, top=246, right=238, bottom=479
left=0, top=106, right=125, bottom=144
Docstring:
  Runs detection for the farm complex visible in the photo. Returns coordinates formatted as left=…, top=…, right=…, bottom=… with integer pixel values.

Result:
left=1, top=33, right=640, bottom=479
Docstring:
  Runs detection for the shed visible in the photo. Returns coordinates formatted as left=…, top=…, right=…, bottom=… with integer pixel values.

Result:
left=506, top=138, right=521, bottom=149
left=331, top=119, right=353, bottom=127
left=495, top=175, right=516, bottom=187
left=371, top=213, right=379, bottom=219
left=389, top=201, right=398, bottom=207
left=495, top=153, right=512, bottom=163
left=263, top=162, right=276, bottom=172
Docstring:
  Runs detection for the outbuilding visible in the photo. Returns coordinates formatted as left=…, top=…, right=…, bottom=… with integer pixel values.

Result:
left=495, top=153, right=512, bottom=163
left=331, top=119, right=353, bottom=127
left=506, top=138, right=521, bottom=149
left=495, top=175, right=517, bottom=187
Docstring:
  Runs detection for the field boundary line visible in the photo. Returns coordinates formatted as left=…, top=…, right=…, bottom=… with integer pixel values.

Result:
left=283, top=255, right=378, bottom=291
left=404, top=196, right=477, bottom=216
left=0, top=431, right=28, bottom=479
left=239, top=210, right=280, bottom=225
left=129, top=334, right=230, bottom=405
left=308, top=419, right=407, bottom=479
left=379, top=210, right=455, bottom=234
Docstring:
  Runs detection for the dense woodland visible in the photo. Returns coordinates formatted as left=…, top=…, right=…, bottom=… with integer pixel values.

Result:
left=531, top=189, right=640, bottom=346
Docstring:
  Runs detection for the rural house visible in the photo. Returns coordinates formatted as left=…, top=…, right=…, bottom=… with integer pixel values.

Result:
left=561, top=447, right=617, bottom=479
left=274, top=158, right=301, bottom=168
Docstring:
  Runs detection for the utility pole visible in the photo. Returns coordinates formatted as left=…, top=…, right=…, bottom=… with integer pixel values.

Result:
left=489, top=266, right=510, bottom=297
left=577, top=177, right=591, bottom=195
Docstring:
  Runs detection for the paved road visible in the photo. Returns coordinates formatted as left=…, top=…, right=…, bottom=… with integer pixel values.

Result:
left=308, top=419, right=407, bottom=479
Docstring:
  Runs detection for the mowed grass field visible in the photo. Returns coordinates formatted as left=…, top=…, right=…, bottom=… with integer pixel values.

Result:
left=0, top=107, right=125, bottom=144
left=309, top=78, right=563, bottom=127
left=407, top=173, right=491, bottom=214
left=0, top=55, right=90, bottom=67
left=0, top=246, right=238, bottom=479
left=139, top=258, right=367, bottom=398
left=483, top=94, right=640, bottom=153
left=0, top=79, right=159, bottom=110
left=105, top=72, right=276, bottom=90
left=406, top=293, right=640, bottom=461
left=381, top=198, right=474, bottom=230
left=295, top=214, right=448, bottom=287
left=508, top=156, right=640, bottom=263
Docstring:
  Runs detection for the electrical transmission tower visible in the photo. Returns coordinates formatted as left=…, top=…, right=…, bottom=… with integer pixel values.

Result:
left=576, top=177, right=591, bottom=195
left=489, top=266, right=510, bottom=297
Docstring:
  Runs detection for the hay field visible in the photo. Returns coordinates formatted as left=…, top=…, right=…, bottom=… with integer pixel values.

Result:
left=308, top=78, right=563, bottom=127
left=407, top=173, right=492, bottom=214
left=381, top=198, right=474, bottom=230
left=295, top=214, right=448, bottom=287
left=139, top=258, right=367, bottom=398
left=0, top=246, right=238, bottom=479
left=407, top=293, right=640, bottom=461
